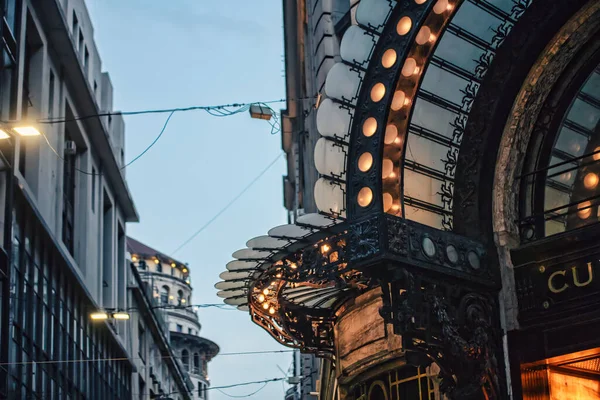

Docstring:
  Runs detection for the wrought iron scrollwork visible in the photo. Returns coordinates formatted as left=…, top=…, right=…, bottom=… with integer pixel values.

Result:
left=380, top=273, right=501, bottom=400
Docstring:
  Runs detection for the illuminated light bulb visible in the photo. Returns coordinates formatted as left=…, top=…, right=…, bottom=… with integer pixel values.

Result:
left=382, top=159, right=394, bottom=179
left=383, top=193, right=393, bottom=212
left=0, top=130, right=9, bottom=140
left=169, top=295, right=174, bottom=300
left=402, top=58, right=418, bottom=77
left=416, top=26, right=432, bottom=45
left=446, top=2, right=454, bottom=10
left=392, top=204, right=401, bottom=211
left=171, top=262, right=176, bottom=268
left=394, top=137, right=403, bottom=145
left=384, top=125, right=398, bottom=145
left=396, top=16, right=412, bottom=36
left=370, top=83, right=386, bottom=102
left=185, top=279, right=190, bottom=284
left=269, top=307, right=276, bottom=315
left=584, top=173, right=599, bottom=189
left=276, top=273, right=282, bottom=278
left=429, top=34, right=437, bottom=43
left=154, top=259, right=160, bottom=264
left=132, top=255, right=138, bottom=262
left=381, top=49, right=397, bottom=68
left=413, top=66, right=421, bottom=74
left=263, top=288, right=269, bottom=296
left=263, top=303, right=269, bottom=310
left=578, top=201, right=592, bottom=219
left=289, top=262, right=297, bottom=269
left=181, top=298, right=186, bottom=304
left=594, top=147, right=600, bottom=161
left=182, top=268, right=188, bottom=273
left=358, top=152, right=374, bottom=172
left=391, top=91, right=406, bottom=111
left=357, top=187, right=373, bottom=207
left=270, top=281, right=276, bottom=286
left=404, top=98, right=411, bottom=106
left=90, top=312, right=108, bottom=320
left=433, top=0, right=448, bottom=14
left=362, top=117, right=377, bottom=137
left=389, top=172, right=397, bottom=178
left=258, top=294, right=265, bottom=303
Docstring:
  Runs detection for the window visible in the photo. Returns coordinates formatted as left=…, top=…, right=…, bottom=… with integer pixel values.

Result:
left=176, top=324, right=183, bottom=333
left=182, top=350, right=189, bottom=370
left=91, top=167, right=96, bottom=212
left=138, top=324, right=146, bottom=362
left=78, top=30, right=84, bottom=54
left=193, top=353, right=200, bottom=374
left=72, top=10, right=78, bottom=36
left=156, top=262, right=162, bottom=273
left=177, top=290, right=183, bottom=306
left=188, top=328, right=193, bottom=335
left=160, top=286, right=169, bottom=305
left=62, top=129, right=76, bottom=255
left=48, top=70, right=55, bottom=117
left=83, top=46, right=89, bottom=77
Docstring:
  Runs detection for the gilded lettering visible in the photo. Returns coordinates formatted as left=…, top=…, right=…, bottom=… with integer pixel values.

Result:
left=572, top=262, right=593, bottom=287
left=548, top=270, right=568, bottom=293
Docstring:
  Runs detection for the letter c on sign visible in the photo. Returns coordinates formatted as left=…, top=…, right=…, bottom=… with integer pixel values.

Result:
left=548, top=270, right=569, bottom=293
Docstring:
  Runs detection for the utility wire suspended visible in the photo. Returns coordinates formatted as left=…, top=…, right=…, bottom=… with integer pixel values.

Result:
left=171, top=152, right=284, bottom=255
left=216, top=382, right=269, bottom=398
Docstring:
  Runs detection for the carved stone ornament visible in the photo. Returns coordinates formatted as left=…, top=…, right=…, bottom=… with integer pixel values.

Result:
left=380, top=273, right=501, bottom=400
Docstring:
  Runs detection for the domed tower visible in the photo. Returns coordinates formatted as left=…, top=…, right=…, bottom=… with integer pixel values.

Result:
left=127, top=237, right=219, bottom=399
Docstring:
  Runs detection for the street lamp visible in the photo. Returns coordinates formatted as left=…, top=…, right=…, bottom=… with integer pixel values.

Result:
left=90, top=310, right=131, bottom=321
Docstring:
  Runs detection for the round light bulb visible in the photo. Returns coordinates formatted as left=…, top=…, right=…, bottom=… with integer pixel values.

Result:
left=384, top=125, right=398, bottom=145
left=383, top=193, right=393, bottom=212
left=132, top=256, right=138, bottom=262
left=321, top=244, right=331, bottom=253
left=584, top=173, right=599, bottom=189
left=382, top=159, right=394, bottom=179
left=269, top=307, right=276, bottom=315
left=154, top=259, right=160, bottom=264
left=370, top=83, right=386, bottom=102
left=381, top=49, right=397, bottom=68
left=391, top=91, right=406, bottom=111
left=414, top=0, right=427, bottom=3
left=363, top=117, right=377, bottom=137
left=258, top=294, right=265, bottom=302
left=402, top=58, right=418, bottom=77
left=263, top=288, right=269, bottom=295
left=577, top=201, right=592, bottom=219
left=358, top=153, right=374, bottom=172
left=594, top=147, right=600, bottom=161
left=416, top=26, right=432, bottom=45
left=433, top=0, right=448, bottom=13
left=171, top=262, right=176, bottom=268
left=263, top=303, right=269, bottom=310
left=357, top=187, right=373, bottom=207
left=396, top=16, right=412, bottom=36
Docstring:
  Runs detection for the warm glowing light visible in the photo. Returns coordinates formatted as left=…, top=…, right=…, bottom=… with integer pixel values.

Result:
left=578, top=201, right=592, bottom=219
left=414, top=0, right=427, bottom=3
left=169, top=295, right=174, bottom=300
left=90, top=312, right=109, bottom=320
left=370, top=83, right=386, bottom=102
left=182, top=268, right=188, bottom=273
left=154, top=259, right=160, bottom=264
left=385, top=125, right=398, bottom=145
left=263, top=303, right=269, bottom=310
left=446, top=3, right=454, bottom=10
left=396, top=16, right=412, bottom=36
left=132, top=255, right=138, bottom=262
left=402, top=58, right=418, bottom=77
left=321, top=244, right=331, bottom=254
left=263, top=288, right=269, bottom=295
left=112, top=312, right=130, bottom=320
left=269, top=307, right=276, bottom=314
left=382, top=159, right=394, bottom=179
left=392, top=204, right=400, bottom=211
left=357, top=187, right=373, bottom=207
left=358, top=152, right=374, bottom=172
left=290, top=262, right=297, bottom=269
left=171, top=262, right=176, bottom=268
left=362, top=117, right=377, bottom=137
left=383, top=193, right=393, bottom=212
left=391, top=91, right=406, bottom=111
left=416, top=26, right=432, bottom=45
left=394, top=137, right=403, bottom=145
left=181, top=298, right=187, bottom=304
left=258, top=294, right=265, bottom=302
left=584, top=173, right=599, bottom=189
left=14, top=126, right=41, bottom=136
left=186, top=279, right=190, bottom=284
left=381, top=49, right=397, bottom=68
left=594, top=147, right=600, bottom=161
left=433, top=0, right=449, bottom=13
left=0, top=130, right=9, bottom=140
left=276, top=273, right=282, bottom=278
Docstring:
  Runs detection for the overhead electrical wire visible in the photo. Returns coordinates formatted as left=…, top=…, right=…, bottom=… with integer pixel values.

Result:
left=170, top=152, right=284, bottom=255
left=215, top=382, right=269, bottom=398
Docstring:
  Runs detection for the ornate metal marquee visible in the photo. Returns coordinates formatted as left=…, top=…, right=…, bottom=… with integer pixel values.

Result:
left=216, top=0, right=538, bottom=398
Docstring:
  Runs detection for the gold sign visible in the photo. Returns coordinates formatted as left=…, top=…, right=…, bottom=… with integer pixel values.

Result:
left=547, top=262, right=594, bottom=294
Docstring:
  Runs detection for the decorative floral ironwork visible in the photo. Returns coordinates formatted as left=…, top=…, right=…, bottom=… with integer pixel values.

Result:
left=347, top=218, right=381, bottom=261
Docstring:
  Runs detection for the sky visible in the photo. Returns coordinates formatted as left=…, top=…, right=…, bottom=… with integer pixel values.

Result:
left=88, top=1, right=293, bottom=399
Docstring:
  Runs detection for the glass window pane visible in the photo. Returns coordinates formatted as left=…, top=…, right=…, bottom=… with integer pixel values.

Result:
left=404, top=206, right=444, bottom=229
left=582, top=72, right=600, bottom=101
left=404, top=169, right=445, bottom=208
left=411, top=97, right=459, bottom=139
left=554, top=126, right=588, bottom=157
left=420, top=65, right=470, bottom=106
left=433, top=32, right=486, bottom=73
left=450, top=1, right=503, bottom=44
left=405, top=134, right=450, bottom=174
left=566, top=98, right=600, bottom=131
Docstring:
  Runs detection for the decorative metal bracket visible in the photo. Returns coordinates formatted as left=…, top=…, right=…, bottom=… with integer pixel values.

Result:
left=379, top=271, right=501, bottom=400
